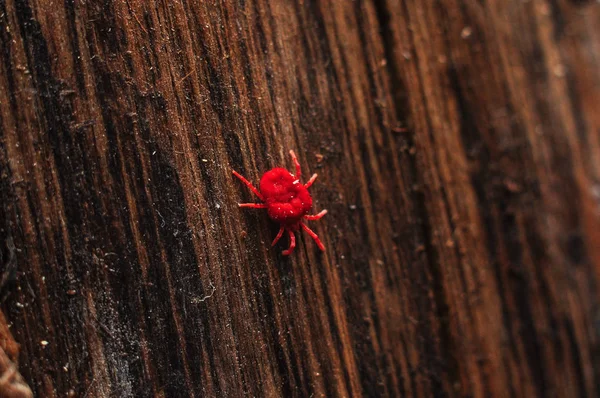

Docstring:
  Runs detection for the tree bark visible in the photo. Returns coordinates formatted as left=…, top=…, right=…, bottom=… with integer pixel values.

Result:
left=1, top=0, right=599, bottom=396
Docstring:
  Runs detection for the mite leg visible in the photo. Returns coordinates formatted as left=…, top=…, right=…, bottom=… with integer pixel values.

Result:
left=238, top=203, right=269, bottom=209
left=272, top=226, right=285, bottom=246
left=232, top=170, right=265, bottom=201
left=300, top=223, right=325, bottom=251
left=289, top=150, right=301, bottom=179
left=282, top=229, right=296, bottom=255
left=305, top=173, right=318, bottom=189
left=304, top=209, right=327, bottom=220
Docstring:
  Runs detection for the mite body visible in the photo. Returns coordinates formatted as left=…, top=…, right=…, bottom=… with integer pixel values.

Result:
left=232, top=150, right=327, bottom=255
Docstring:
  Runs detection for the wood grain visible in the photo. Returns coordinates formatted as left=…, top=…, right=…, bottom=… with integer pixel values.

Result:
left=0, top=0, right=599, bottom=396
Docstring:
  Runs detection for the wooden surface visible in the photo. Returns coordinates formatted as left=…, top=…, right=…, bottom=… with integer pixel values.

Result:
left=1, top=0, right=600, bottom=396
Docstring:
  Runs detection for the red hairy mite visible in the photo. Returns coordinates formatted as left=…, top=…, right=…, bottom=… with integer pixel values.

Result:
left=232, top=150, right=327, bottom=255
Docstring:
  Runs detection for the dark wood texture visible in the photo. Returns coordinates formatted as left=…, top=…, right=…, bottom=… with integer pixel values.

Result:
left=1, top=0, right=599, bottom=396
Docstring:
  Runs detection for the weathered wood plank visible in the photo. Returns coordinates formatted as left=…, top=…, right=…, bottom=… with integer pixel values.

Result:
left=0, top=0, right=599, bottom=396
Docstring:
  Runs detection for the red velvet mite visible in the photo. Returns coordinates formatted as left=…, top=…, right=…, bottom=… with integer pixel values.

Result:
left=232, top=150, right=327, bottom=255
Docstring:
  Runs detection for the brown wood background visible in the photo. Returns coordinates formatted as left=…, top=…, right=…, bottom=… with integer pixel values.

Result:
left=1, top=0, right=599, bottom=396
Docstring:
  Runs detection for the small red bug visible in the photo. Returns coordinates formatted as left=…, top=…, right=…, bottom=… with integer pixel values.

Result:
left=232, top=150, right=327, bottom=255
